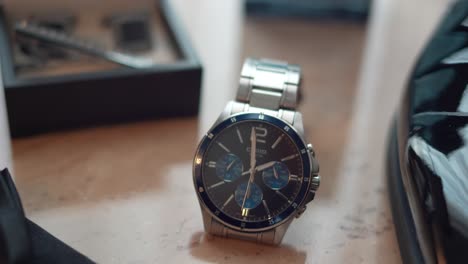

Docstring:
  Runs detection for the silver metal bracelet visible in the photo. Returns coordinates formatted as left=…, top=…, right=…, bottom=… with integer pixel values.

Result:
left=208, top=58, right=302, bottom=245
left=237, top=58, right=300, bottom=110
left=230, top=58, right=301, bottom=125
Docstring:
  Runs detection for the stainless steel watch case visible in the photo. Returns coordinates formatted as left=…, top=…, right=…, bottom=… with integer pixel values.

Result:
left=193, top=109, right=320, bottom=245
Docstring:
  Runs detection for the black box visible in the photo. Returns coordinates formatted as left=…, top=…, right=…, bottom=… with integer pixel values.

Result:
left=0, top=0, right=202, bottom=137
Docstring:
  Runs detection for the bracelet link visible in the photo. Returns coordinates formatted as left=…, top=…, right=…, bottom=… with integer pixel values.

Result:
left=208, top=216, right=280, bottom=245
left=237, top=58, right=300, bottom=111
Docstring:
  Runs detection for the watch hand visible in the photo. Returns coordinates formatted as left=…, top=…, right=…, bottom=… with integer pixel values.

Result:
left=241, top=161, right=276, bottom=175
left=241, top=127, right=257, bottom=211
left=250, top=128, right=257, bottom=170
left=226, top=159, right=236, bottom=171
left=256, top=161, right=275, bottom=172
left=273, top=165, right=278, bottom=179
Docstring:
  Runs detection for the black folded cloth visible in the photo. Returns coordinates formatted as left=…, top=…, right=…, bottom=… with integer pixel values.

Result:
left=0, top=169, right=94, bottom=264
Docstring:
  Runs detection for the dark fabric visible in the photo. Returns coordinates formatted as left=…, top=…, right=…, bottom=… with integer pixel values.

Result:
left=27, top=219, right=94, bottom=264
left=0, top=169, right=95, bottom=264
left=0, top=169, right=31, bottom=264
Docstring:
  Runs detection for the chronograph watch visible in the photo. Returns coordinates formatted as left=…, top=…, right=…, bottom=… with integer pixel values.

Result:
left=193, top=58, right=320, bottom=245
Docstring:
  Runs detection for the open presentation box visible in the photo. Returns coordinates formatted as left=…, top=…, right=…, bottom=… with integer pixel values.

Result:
left=0, top=0, right=202, bottom=137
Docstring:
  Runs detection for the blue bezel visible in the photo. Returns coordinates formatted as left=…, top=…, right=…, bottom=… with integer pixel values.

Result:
left=193, top=113, right=312, bottom=232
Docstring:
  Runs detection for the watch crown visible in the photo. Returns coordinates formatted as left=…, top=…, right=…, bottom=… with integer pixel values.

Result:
left=307, top=143, right=315, bottom=157
left=310, top=175, right=320, bottom=191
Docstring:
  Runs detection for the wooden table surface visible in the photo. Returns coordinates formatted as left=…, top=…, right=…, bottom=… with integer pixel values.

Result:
left=11, top=0, right=448, bottom=263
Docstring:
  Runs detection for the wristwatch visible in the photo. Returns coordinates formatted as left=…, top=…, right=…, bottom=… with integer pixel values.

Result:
left=193, top=58, right=320, bottom=245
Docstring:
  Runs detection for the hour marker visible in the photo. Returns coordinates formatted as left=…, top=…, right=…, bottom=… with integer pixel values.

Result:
left=208, top=181, right=225, bottom=189
left=236, top=128, right=244, bottom=144
left=242, top=208, right=249, bottom=217
left=262, top=200, right=271, bottom=217
left=271, top=134, right=284, bottom=149
left=290, top=175, right=300, bottom=181
left=276, top=190, right=290, bottom=202
left=255, top=127, right=268, bottom=143
left=217, top=142, right=230, bottom=152
left=281, top=154, right=299, bottom=162
left=207, top=161, right=216, bottom=168
left=222, top=194, right=234, bottom=209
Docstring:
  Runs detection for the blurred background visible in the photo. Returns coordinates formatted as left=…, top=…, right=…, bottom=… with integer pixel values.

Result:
left=0, top=0, right=451, bottom=263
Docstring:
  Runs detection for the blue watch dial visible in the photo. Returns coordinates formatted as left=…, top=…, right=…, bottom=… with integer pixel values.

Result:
left=234, top=182, right=263, bottom=209
left=195, top=113, right=312, bottom=228
left=262, top=162, right=290, bottom=190
left=215, top=154, right=243, bottom=182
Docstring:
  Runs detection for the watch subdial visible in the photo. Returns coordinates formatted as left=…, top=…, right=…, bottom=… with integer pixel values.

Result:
left=234, top=182, right=263, bottom=209
left=215, top=153, right=243, bottom=182
left=262, top=161, right=290, bottom=190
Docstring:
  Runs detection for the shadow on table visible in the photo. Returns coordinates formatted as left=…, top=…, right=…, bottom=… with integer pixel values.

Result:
left=189, top=231, right=306, bottom=263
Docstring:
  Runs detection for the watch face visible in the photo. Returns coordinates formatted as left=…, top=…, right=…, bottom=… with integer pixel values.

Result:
left=194, top=113, right=312, bottom=231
